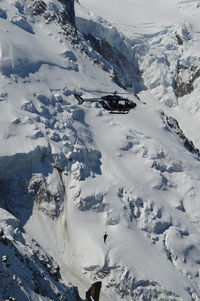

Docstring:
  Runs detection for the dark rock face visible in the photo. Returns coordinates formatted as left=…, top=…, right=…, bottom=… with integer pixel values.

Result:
left=27, top=0, right=78, bottom=45
left=57, top=0, right=75, bottom=25
left=161, top=111, right=200, bottom=158
left=174, top=62, right=200, bottom=97
left=29, top=0, right=75, bottom=26
left=85, top=281, right=102, bottom=301
left=0, top=224, right=80, bottom=301
left=86, top=34, right=113, bottom=61
left=31, top=0, right=47, bottom=15
left=175, top=32, right=183, bottom=45
left=0, top=8, right=7, bottom=19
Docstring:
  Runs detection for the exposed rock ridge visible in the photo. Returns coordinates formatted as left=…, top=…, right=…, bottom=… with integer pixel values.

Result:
left=161, top=111, right=200, bottom=157
left=27, top=0, right=75, bottom=25
left=0, top=208, right=81, bottom=301
left=175, top=61, right=200, bottom=97
left=25, top=0, right=142, bottom=91
left=57, top=0, right=75, bottom=25
left=84, top=265, right=182, bottom=301
left=85, top=281, right=102, bottom=301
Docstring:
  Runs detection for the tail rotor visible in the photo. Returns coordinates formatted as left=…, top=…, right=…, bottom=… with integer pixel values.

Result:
left=74, top=93, right=84, bottom=105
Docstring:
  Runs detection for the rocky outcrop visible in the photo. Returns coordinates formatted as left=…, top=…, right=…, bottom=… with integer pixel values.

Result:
left=85, top=281, right=102, bottom=301
left=161, top=111, right=200, bottom=157
left=28, top=171, right=65, bottom=219
left=0, top=208, right=81, bottom=301
left=28, top=0, right=75, bottom=26
left=30, top=0, right=47, bottom=15
left=58, top=0, right=75, bottom=25
left=175, top=32, right=183, bottom=45
left=174, top=62, right=200, bottom=97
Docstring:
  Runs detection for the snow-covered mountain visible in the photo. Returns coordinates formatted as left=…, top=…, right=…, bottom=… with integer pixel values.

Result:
left=1, top=0, right=200, bottom=300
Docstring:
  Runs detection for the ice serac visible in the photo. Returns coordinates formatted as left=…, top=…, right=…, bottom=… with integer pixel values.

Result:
left=75, top=9, right=143, bottom=92
left=76, top=1, right=200, bottom=105
left=83, top=33, right=141, bottom=90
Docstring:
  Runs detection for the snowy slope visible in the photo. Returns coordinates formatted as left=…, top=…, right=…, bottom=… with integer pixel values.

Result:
left=1, top=0, right=200, bottom=301
left=79, top=0, right=180, bottom=25
left=0, top=208, right=79, bottom=301
left=76, top=0, right=200, bottom=144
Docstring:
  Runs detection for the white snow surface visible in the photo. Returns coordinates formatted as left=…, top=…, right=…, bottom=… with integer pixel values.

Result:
left=78, top=0, right=200, bottom=26
left=1, top=0, right=200, bottom=301
left=79, top=0, right=180, bottom=25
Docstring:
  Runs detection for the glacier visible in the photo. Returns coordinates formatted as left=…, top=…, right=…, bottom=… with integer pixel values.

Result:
left=1, top=0, right=200, bottom=300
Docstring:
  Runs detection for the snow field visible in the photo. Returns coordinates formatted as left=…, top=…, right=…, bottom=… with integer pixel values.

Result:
left=2, top=0, right=200, bottom=300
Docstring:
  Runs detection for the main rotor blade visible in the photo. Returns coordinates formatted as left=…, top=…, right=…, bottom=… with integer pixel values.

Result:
left=81, top=88, right=111, bottom=93
left=81, top=88, right=133, bottom=94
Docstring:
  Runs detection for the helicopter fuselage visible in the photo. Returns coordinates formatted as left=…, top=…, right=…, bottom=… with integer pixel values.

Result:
left=100, top=95, right=136, bottom=113
left=74, top=93, right=137, bottom=114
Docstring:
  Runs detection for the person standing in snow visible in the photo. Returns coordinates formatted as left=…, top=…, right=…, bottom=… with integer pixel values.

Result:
left=103, top=232, right=108, bottom=244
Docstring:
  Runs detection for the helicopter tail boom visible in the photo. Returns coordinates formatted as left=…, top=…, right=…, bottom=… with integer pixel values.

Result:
left=74, top=93, right=101, bottom=104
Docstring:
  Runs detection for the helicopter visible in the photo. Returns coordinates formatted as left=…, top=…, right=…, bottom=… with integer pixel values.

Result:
left=74, top=89, right=137, bottom=114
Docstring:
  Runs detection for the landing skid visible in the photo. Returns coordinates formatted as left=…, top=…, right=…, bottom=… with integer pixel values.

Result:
left=109, top=111, right=129, bottom=114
